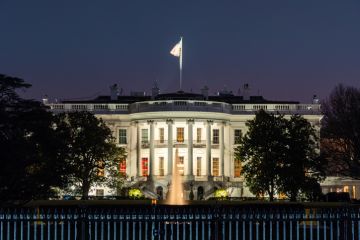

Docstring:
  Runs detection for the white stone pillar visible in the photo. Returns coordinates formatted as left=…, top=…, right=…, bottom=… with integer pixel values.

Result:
left=220, top=121, right=225, bottom=177
left=206, top=120, right=213, bottom=177
left=167, top=119, right=173, bottom=175
left=148, top=120, right=155, bottom=177
left=187, top=119, right=194, bottom=178
left=136, top=121, right=141, bottom=177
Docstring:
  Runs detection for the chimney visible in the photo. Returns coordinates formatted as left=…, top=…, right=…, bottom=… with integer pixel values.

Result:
left=312, top=94, right=319, bottom=104
left=151, top=81, right=160, bottom=99
left=110, top=84, right=119, bottom=101
left=201, top=86, right=209, bottom=100
left=42, top=95, right=49, bottom=104
left=243, top=83, right=250, bottom=100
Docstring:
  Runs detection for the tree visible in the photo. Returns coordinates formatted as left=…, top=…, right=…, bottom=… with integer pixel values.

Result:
left=322, top=84, right=360, bottom=178
left=235, top=110, right=325, bottom=202
left=278, top=115, right=326, bottom=201
left=0, top=74, right=69, bottom=201
left=57, top=111, right=126, bottom=198
left=234, top=110, right=287, bottom=201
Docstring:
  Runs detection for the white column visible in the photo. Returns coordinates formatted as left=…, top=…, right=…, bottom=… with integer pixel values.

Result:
left=136, top=121, right=141, bottom=177
left=206, top=120, right=213, bottom=177
left=220, top=121, right=225, bottom=177
left=187, top=119, right=194, bottom=178
left=167, top=119, right=173, bottom=175
left=129, top=122, right=135, bottom=177
left=148, top=120, right=155, bottom=177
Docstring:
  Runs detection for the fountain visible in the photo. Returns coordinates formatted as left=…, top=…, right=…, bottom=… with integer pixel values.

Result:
left=165, top=148, right=185, bottom=205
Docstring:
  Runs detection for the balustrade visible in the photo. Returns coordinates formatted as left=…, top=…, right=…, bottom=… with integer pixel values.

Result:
left=47, top=101, right=321, bottom=115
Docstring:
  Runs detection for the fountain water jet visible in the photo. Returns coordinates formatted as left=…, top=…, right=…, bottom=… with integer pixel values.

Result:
left=166, top=148, right=185, bottom=205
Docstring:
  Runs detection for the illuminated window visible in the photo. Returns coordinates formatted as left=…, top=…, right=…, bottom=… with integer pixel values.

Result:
left=96, top=189, right=104, bottom=196
left=119, top=159, right=126, bottom=175
left=197, top=128, right=202, bottom=143
left=141, top=129, right=148, bottom=143
left=177, top=128, right=184, bottom=143
left=212, top=129, right=219, bottom=144
left=159, top=128, right=164, bottom=143
left=159, top=157, right=164, bottom=176
left=97, top=161, right=105, bottom=177
left=234, top=159, right=242, bottom=177
left=234, top=129, right=242, bottom=144
left=141, top=158, right=148, bottom=176
left=353, top=186, right=356, bottom=199
left=212, top=157, right=219, bottom=176
left=196, top=157, right=201, bottom=176
left=118, top=129, right=127, bottom=144
left=177, top=156, right=184, bottom=176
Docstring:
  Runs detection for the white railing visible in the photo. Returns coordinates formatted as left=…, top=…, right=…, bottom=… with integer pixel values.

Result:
left=232, top=103, right=321, bottom=114
left=128, top=100, right=232, bottom=114
left=47, top=103, right=129, bottom=113
left=47, top=102, right=321, bottom=115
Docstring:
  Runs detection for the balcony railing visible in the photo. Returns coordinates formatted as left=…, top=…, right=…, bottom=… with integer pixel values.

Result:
left=141, top=141, right=149, bottom=148
left=232, top=103, right=321, bottom=114
left=47, top=102, right=321, bottom=115
left=144, top=140, right=208, bottom=148
left=153, top=140, right=167, bottom=147
left=47, top=103, right=129, bottom=113
left=193, top=140, right=206, bottom=148
left=140, top=140, right=224, bottom=148
left=129, top=100, right=232, bottom=114
left=173, top=140, right=188, bottom=146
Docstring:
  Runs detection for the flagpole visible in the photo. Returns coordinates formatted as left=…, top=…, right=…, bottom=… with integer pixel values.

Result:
left=179, top=37, right=183, bottom=90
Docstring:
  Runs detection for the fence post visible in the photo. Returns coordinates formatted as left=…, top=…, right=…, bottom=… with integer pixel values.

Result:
left=79, top=205, right=87, bottom=240
left=343, top=206, right=352, bottom=240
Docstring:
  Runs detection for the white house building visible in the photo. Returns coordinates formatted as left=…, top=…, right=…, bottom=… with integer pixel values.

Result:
left=46, top=85, right=355, bottom=200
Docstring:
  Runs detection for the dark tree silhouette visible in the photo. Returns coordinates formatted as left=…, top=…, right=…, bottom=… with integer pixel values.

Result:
left=322, top=84, right=360, bottom=178
left=234, top=110, right=287, bottom=201
left=0, top=74, right=69, bottom=202
left=278, top=115, right=326, bottom=201
left=235, top=110, right=325, bottom=201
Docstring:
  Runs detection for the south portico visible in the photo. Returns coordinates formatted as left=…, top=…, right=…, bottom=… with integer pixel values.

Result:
left=126, top=116, right=230, bottom=199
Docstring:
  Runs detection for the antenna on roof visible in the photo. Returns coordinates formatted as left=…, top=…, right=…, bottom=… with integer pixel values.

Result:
left=201, top=86, right=209, bottom=100
left=110, top=84, right=119, bottom=100
left=243, top=83, right=250, bottom=100
left=312, top=94, right=319, bottom=104
left=237, top=88, right=241, bottom=96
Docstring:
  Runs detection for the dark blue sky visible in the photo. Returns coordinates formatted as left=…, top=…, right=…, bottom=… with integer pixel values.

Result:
left=1, top=0, right=359, bottom=102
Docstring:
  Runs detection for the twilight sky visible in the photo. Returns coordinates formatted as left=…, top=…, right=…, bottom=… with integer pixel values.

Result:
left=1, top=0, right=359, bottom=103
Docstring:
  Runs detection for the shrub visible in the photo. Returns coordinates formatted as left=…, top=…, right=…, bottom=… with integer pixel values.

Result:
left=128, top=188, right=144, bottom=199
left=214, top=189, right=228, bottom=200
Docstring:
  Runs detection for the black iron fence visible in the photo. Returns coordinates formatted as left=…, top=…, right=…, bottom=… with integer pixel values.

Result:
left=1, top=201, right=359, bottom=240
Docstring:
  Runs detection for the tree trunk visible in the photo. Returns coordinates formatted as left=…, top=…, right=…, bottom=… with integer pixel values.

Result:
left=269, top=183, right=274, bottom=202
left=269, top=193, right=274, bottom=201
left=82, top=181, right=90, bottom=200
left=290, top=191, right=297, bottom=202
left=269, top=186, right=274, bottom=202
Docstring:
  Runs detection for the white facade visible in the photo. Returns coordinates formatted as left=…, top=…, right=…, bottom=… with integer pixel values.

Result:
left=48, top=98, right=325, bottom=199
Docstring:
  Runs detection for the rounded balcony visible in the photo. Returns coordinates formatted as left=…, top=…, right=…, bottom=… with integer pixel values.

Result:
left=128, top=100, right=232, bottom=114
